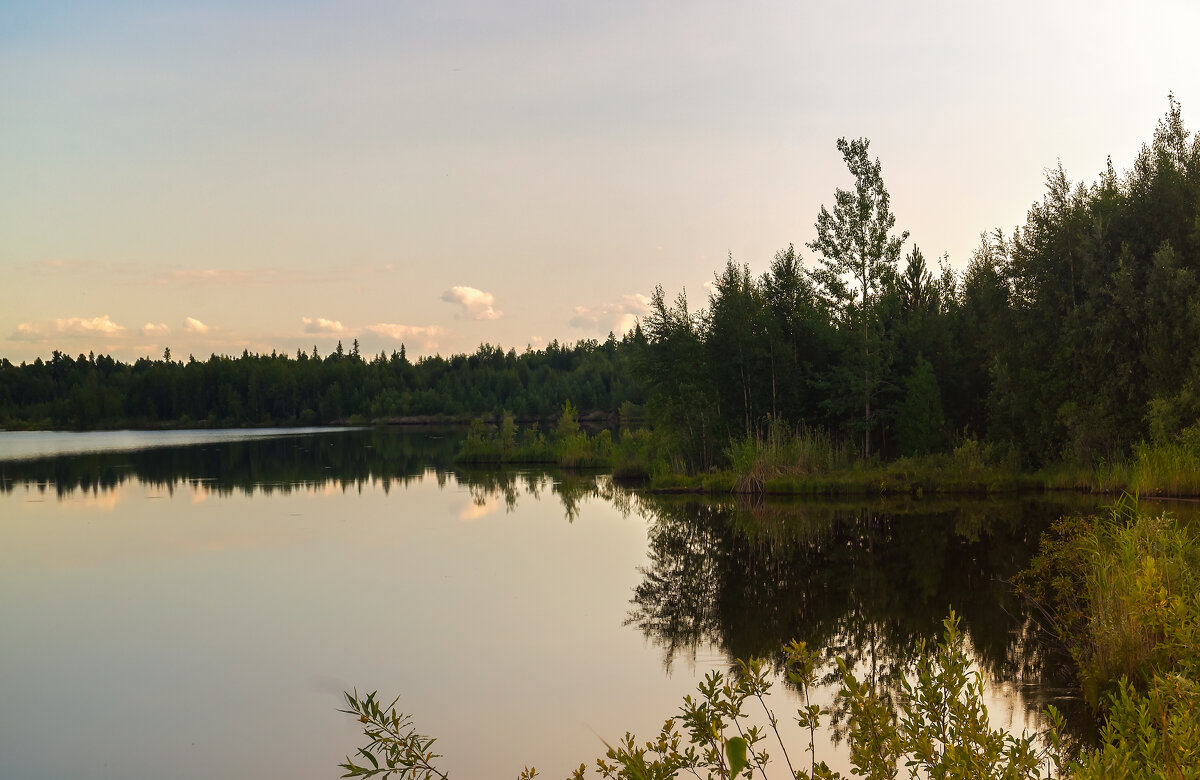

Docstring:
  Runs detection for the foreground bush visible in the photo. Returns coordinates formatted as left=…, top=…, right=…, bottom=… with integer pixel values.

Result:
left=340, top=613, right=1068, bottom=779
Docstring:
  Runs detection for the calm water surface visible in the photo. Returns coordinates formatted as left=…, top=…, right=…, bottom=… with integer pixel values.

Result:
left=0, top=428, right=1114, bottom=778
left=0, top=427, right=344, bottom=461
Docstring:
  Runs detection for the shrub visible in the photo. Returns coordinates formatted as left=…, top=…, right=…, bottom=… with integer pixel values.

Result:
left=341, top=614, right=1067, bottom=780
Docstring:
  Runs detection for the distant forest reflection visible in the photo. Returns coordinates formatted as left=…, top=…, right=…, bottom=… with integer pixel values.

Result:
left=0, top=427, right=460, bottom=497
left=0, top=429, right=636, bottom=523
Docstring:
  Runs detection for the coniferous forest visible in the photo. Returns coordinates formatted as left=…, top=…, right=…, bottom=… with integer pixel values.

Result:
left=0, top=336, right=640, bottom=430
left=4, top=99, right=1199, bottom=476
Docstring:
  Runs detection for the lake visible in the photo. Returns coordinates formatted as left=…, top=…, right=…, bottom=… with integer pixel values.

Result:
left=0, top=427, right=1107, bottom=778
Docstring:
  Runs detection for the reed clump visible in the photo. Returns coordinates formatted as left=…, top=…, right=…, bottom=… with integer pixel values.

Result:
left=1125, top=436, right=1200, bottom=497
left=1021, top=499, right=1200, bottom=702
left=1056, top=423, right=1200, bottom=497
left=1019, top=496, right=1200, bottom=776
left=725, top=419, right=851, bottom=493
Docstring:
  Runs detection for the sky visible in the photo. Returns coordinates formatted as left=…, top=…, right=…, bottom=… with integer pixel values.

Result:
left=2, top=0, right=1198, bottom=364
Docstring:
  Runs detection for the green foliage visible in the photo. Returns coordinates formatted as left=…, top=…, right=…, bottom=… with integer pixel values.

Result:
left=807, top=136, right=909, bottom=459
left=338, top=690, right=452, bottom=779
left=633, top=98, right=1200, bottom=484
left=342, top=615, right=1066, bottom=780
left=1126, top=432, right=1200, bottom=497
left=951, top=436, right=993, bottom=472
left=455, top=404, right=618, bottom=469
left=987, top=98, right=1200, bottom=466
left=499, top=411, right=518, bottom=455
left=648, top=425, right=1029, bottom=496
left=637, top=285, right=722, bottom=471
left=725, top=419, right=849, bottom=492
left=556, top=399, right=582, bottom=440
left=339, top=690, right=541, bottom=780
left=610, top=428, right=668, bottom=480
left=1074, top=502, right=1200, bottom=701
left=882, top=614, right=1049, bottom=778
left=894, top=355, right=946, bottom=456
left=1073, top=675, right=1200, bottom=779
left=1020, top=499, right=1200, bottom=776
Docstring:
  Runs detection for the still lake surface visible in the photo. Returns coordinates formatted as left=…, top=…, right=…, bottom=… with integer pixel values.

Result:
left=0, top=427, right=1113, bottom=778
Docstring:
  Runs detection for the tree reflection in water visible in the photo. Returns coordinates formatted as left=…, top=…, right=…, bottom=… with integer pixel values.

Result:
left=0, top=426, right=462, bottom=497
left=625, top=493, right=1103, bottom=740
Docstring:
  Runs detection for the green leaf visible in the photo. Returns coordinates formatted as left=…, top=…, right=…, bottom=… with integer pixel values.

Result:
left=725, top=736, right=748, bottom=777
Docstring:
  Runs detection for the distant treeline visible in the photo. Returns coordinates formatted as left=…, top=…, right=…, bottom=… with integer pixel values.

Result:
left=0, top=337, right=643, bottom=429
left=4, top=100, right=1200, bottom=472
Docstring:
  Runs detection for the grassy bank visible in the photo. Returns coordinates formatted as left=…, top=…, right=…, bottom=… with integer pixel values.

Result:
left=647, top=434, right=1200, bottom=498
left=458, top=411, right=1040, bottom=494
left=457, top=410, right=1200, bottom=499
left=646, top=426, right=1037, bottom=495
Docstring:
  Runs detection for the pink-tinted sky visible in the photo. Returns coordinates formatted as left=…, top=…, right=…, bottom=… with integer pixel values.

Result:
left=3, top=0, right=1198, bottom=363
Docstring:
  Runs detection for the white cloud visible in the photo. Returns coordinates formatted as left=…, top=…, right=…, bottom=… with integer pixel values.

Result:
left=11, top=315, right=126, bottom=341
left=364, top=323, right=445, bottom=349
left=302, top=316, right=345, bottom=334
left=141, top=322, right=170, bottom=336
left=568, top=293, right=651, bottom=336
left=441, top=286, right=502, bottom=320
left=183, top=317, right=211, bottom=334
left=66, top=315, right=124, bottom=335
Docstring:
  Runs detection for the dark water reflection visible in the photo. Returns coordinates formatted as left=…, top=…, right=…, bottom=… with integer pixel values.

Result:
left=0, top=427, right=460, bottom=497
left=625, top=493, right=1108, bottom=742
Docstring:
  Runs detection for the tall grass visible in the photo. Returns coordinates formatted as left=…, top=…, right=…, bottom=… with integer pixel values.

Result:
left=718, top=427, right=1029, bottom=495
left=1076, top=501, right=1200, bottom=698
left=725, top=419, right=853, bottom=492
left=1050, top=424, right=1200, bottom=497
left=1017, top=499, right=1200, bottom=772
left=1021, top=496, right=1200, bottom=701
left=1020, top=498, right=1200, bottom=776
left=1125, top=439, right=1200, bottom=496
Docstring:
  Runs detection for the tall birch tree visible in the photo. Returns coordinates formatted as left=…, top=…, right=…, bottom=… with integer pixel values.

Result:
left=807, top=137, right=908, bottom=458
